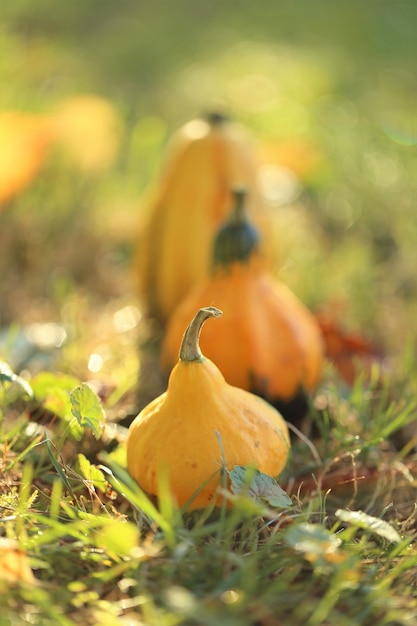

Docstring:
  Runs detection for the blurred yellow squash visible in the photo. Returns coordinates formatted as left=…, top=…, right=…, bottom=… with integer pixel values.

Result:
left=0, top=111, right=55, bottom=207
left=134, top=112, right=274, bottom=325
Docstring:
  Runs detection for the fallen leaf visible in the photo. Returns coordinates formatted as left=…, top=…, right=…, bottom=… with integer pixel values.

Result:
left=336, top=509, right=402, bottom=544
left=229, top=465, right=292, bottom=508
left=316, top=312, right=385, bottom=386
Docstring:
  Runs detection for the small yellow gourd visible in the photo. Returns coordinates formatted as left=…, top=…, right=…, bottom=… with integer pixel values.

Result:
left=127, top=307, right=290, bottom=511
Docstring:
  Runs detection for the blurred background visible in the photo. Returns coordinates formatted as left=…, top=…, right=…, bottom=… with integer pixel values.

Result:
left=1, top=0, right=416, bottom=383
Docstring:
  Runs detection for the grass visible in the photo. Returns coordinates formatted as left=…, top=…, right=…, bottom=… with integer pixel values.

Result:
left=1, top=326, right=417, bottom=626
left=1, top=3, right=417, bottom=623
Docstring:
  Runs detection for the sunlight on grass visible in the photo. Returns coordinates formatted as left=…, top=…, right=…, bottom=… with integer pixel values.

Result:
left=1, top=351, right=416, bottom=624
left=1, top=2, right=417, bottom=624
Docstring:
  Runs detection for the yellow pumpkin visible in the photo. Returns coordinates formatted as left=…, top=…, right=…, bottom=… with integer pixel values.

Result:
left=127, top=306, right=290, bottom=511
left=134, top=112, right=273, bottom=325
left=160, top=188, right=324, bottom=423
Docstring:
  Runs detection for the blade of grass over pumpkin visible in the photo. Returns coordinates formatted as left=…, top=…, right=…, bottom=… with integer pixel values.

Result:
left=172, top=431, right=230, bottom=518
left=99, top=453, right=177, bottom=547
left=215, top=429, right=232, bottom=520
left=179, top=468, right=223, bottom=515
left=156, top=463, right=183, bottom=530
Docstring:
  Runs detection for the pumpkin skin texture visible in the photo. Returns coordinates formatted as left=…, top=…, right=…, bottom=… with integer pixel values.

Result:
left=127, top=307, right=290, bottom=511
left=160, top=189, right=324, bottom=424
left=134, top=113, right=273, bottom=325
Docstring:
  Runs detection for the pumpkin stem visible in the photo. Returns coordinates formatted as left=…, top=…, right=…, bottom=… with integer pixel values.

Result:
left=205, top=111, right=229, bottom=126
left=213, top=186, right=260, bottom=268
left=230, top=186, right=247, bottom=224
left=180, top=307, right=223, bottom=362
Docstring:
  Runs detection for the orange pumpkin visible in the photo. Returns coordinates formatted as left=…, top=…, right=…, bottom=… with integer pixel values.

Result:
left=127, top=306, right=290, bottom=510
left=160, top=188, right=324, bottom=423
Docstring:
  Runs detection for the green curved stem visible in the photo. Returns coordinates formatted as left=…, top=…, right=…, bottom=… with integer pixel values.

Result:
left=179, top=307, right=223, bottom=362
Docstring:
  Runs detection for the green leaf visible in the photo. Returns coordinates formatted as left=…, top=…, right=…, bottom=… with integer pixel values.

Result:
left=31, top=372, right=81, bottom=405
left=0, top=360, right=33, bottom=398
left=77, top=453, right=108, bottom=493
left=229, top=465, right=292, bottom=508
left=31, top=372, right=83, bottom=439
left=70, top=383, right=105, bottom=439
left=336, top=509, right=402, bottom=544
